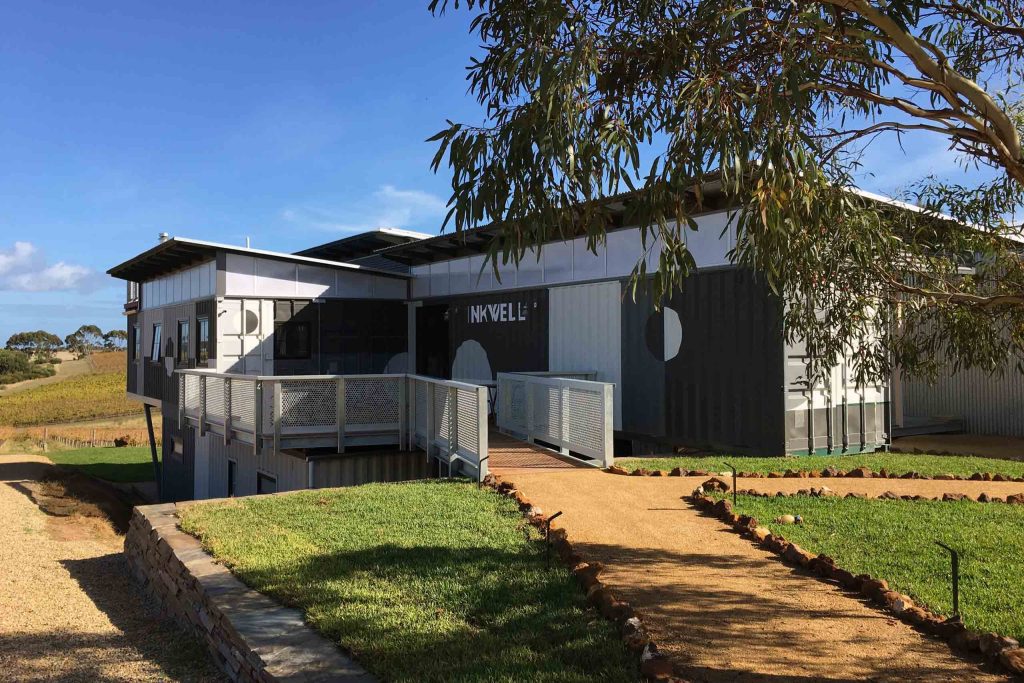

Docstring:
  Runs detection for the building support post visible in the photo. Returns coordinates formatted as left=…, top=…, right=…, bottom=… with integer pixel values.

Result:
left=144, top=403, right=161, bottom=501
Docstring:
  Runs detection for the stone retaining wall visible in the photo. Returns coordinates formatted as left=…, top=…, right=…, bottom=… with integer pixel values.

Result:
left=124, top=502, right=374, bottom=683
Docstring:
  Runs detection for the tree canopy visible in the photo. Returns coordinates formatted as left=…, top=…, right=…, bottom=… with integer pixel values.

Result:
left=5, top=331, right=62, bottom=361
left=429, top=0, right=1024, bottom=384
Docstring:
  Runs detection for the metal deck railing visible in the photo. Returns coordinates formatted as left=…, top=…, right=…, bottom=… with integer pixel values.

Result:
left=177, top=370, right=491, bottom=480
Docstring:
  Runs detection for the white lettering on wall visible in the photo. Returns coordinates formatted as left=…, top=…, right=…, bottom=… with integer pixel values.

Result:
left=468, top=302, right=528, bottom=323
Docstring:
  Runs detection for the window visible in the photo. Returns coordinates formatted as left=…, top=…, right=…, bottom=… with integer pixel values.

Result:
left=132, top=324, right=141, bottom=362
left=257, top=472, right=277, bottom=495
left=274, top=321, right=311, bottom=360
left=197, top=317, right=210, bottom=365
left=227, top=460, right=236, bottom=497
left=177, top=320, right=190, bottom=364
left=150, top=323, right=162, bottom=361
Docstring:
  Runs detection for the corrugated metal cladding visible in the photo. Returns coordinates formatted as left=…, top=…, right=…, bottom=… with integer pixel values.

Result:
left=194, top=434, right=429, bottom=498
left=549, top=282, right=622, bottom=429
left=621, top=269, right=786, bottom=455
left=447, top=289, right=549, bottom=380
left=160, top=418, right=195, bottom=502
left=903, top=360, right=1024, bottom=437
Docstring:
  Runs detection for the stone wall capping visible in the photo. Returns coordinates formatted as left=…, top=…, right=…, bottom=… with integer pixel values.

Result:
left=125, top=502, right=376, bottom=683
left=687, top=489, right=1024, bottom=677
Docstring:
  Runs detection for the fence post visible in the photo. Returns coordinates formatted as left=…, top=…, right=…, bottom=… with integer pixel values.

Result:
left=477, top=385, right=489, bottom=481
left=559, top=385, right=570, bottom=455
left=336, top=377, right=346, bottom=454
left=602, top=383, right=615, bottom=467
left=223, top=377, right=232, bottom=446
left=199, top=375, right=207, bottom=437
left=253, top=380, right=263, bottom=456
left=398, top=376, right=406, bottom=451
left=272, top=380, right=282, bottom=455
left=91, top=428, right=97, bottom=447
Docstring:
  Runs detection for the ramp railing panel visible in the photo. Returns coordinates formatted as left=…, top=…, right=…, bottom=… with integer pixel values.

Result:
left=497, top=372, right=614, bottom=467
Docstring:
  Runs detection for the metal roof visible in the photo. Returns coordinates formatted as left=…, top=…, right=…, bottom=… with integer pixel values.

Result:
left=295, top=227, right=433, bottom=262
left=107, top=237, right=411, bottom=282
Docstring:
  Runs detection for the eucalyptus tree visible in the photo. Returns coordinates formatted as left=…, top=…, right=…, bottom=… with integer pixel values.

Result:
left=429, top=0, right=1024, bottom=384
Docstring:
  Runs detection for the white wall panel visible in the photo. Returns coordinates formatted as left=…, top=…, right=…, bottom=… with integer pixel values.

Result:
left=686, top=211, right=735, bottom=268
left=411, top=265, right=431, bottom=297
left=224, top=254, right=256, bottom=296
left=467, top=256, right=492, bottom=291
left=548, top=282, right=623, bottom=429
left=430, top=261, right=451, bottom=296
left=606, top=229, right=643, bottom=277
left=296, top=264, right=334, bottom=298
left=572, top=237, right=606, bottom=280
left=517, top=249, right=544, bottom=287
left=256, top=258, right=297, bottom=297
left=449, top=257, right=471, bottom=294
left=542, top=240, right=573, bottom=283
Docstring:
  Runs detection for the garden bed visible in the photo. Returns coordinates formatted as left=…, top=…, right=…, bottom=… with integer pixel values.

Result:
left=179, top=481, right=638, bottom=683
left=617, top=452, right=1024, bottom=479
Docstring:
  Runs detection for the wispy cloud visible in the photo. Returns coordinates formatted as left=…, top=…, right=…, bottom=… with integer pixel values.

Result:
left=0, top=241, right=102, bottom=292
left=282, top=185, right=447, bottom=234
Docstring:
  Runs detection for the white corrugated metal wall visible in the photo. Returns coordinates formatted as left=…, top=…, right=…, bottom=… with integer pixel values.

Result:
left=903, top=361, right=1024, bottom=436
left=548, top=282, right=623, bottom=429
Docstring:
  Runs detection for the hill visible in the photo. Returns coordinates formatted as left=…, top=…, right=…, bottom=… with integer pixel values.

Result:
left=0, top=351, right=142, bottom=427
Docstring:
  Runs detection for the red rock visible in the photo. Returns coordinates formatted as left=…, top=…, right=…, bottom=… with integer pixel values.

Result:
left=900, top=606, right=928, bottom=625
left=767, top=471, right=783, bottom=479
left=606, top=465, right=629, bottom=476
left=950, top=629, right=982, bottom=652
left=783, top=469, right=800, bottom=478
left=1007, top=493, right=1024, bottom=505
left=630, top=468, right=651, bottom=476
left=991, top=496, right=1005, bottom=503
left=574, top=562, right=604, bottom=590
left=640, top=657, right=675, bottom=680
left=847, top=466, right=873, bottom=478
left=993, top=473, right=1008, bottom=482
left=978, top=492, right=991, bottom=503
left=878, top=491, right=900, bottom=500
left=845, top=492, right=868, bottom=499
left=650, top=470, right=666, bottom=477
left=934, top=474, right=955, bottom=480
left=687, top=469, right=710, bottom=477
left=943, top=492, right=967, bottom=502
left=999, top=648, right=1024, bottom=675
left=751, top=526, right=770, bottom=542
left=783, top=543, right=815, bottom=567
left=980, top=632, right=1019, bottom=656
left=668, top=467, right=684, bottom=477
left=860, top=578, right=889, bottom=601
left=702, top=477, right=731, bottom=492
left=969, top=472, right=984, bottom=481
left=712, top=498, right=733, bottom=517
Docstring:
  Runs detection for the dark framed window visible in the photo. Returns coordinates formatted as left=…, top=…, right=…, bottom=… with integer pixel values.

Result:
left=274, top=321, right=311, bottom=360
left=150, top=323, right=162, bottom=361
left=257, top=472, right=277, bottom=495
left=227, top=460, right=236, bottom=497
left=197, top=317, right=210, bottom=365
left=132, top=324, right=141, bottom=362
left=177, top=320, right=190, bottom=364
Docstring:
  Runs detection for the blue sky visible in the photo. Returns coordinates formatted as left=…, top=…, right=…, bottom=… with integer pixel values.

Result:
left=0, top=1, right=983, bottom=343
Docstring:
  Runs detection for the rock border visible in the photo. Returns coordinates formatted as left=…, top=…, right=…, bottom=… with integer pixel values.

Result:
left=124, top=502, right=375, bottom=683
left=482, top=474, right=678, bottom=681
left=606, top=464, right=1024, bottom=483
left=687, top=486, right=1024, bottom=677
left=729, top=485, right=1024, bottom=505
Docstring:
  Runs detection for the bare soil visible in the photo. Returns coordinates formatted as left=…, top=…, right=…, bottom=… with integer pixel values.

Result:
left=0, top=454, right=221, bottom=682
left=497, top=463, right=1009, bottom=682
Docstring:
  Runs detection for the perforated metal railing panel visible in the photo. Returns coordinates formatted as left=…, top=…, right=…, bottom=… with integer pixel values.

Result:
left=183, top=375, right=201, bottom=418
left=230, top=379, right=255, bottom=430
left=281, top=379, right=336, bottom=428
left=564, top=387, right=605, bottom=455
left=345, top=377, right=399, bottom=425
left=454, top=387, right=480, bottom=454
left=205, top=377, right=225, bottom=424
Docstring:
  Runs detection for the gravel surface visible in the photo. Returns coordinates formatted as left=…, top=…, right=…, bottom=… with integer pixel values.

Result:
left=499, top=465, right=1009, bottom=682
left=0, top=454, right=221, bottom=682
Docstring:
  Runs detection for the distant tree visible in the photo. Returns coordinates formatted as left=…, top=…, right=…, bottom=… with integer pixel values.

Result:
left=64, top=324, right=106, bottom=358
left=102, top=329, right=128, bottom=350
left=5, top=331, right=61, bottom=361
left=0, top=349, right=31, bottom=376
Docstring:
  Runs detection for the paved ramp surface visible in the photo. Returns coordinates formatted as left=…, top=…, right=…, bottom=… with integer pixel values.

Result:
left=0, top=454, right=220, bottom=682
left=499, top=467, right=1007, bottom=682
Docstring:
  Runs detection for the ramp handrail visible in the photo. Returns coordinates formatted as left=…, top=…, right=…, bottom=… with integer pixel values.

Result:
left=496, top=371, right=614, bottom=467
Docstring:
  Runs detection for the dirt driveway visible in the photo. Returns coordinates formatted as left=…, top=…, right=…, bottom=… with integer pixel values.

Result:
left=0, top=454, right=220, bottom=682
left=500, top=466, right=1008, bottom=682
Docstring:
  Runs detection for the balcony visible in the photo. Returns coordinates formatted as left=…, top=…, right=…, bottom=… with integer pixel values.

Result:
left=177, top=370, right=490, bottom=478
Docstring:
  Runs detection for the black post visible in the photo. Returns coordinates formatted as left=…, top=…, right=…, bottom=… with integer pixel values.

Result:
left=936, top=541, right=960, bottom=618
left=545, top=511, right=564, bottom=568
left=724, top=462, right=737, bottom=506
left=144, top=403, right=162, bottom=501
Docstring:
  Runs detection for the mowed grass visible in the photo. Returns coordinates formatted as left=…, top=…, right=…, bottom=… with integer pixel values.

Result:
left=180, top=481, right=638, bottom=683
left=725, top=494, right=1024, bottom=641
left=618, top=453, right=1024, bottom=478
left=47, top=446, right=157, bottom=482
left=0, top=367, right=140, bottom=426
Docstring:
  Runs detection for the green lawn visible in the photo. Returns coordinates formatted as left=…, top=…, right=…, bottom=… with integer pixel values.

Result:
left=47, top=446, right=157, bottom=482
left=180, top=481, right=637, bottom=683
left=618, top=452, right=1024, bottom=478
left=723, top=493, right=1024, bottom=641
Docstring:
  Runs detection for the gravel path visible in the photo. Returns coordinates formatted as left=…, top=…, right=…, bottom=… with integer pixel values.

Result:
left=500, top=466, right=1008, bottom=682
left=0, top=454, right=220, bottom=682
